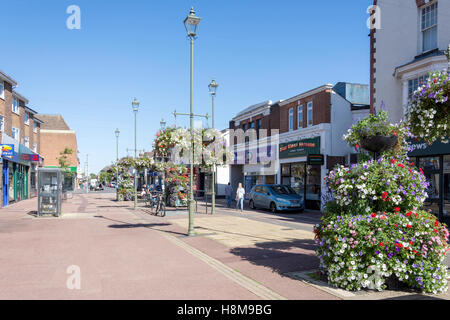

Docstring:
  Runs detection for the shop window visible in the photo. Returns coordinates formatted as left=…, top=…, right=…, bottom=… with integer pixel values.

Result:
left=306, top=165, right=321, bottom=201
left=444, top=155, right=450, bottom=214
left=419, top=157, right=441, bottom=214
left=291, top=163, right=306, bottom=196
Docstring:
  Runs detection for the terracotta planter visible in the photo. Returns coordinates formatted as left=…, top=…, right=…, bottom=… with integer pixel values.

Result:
left=360, top=135, right=398, bottom=154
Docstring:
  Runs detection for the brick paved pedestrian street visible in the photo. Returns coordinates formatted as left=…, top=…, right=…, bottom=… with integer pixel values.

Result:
left=0, top=192, right=448, bottom=300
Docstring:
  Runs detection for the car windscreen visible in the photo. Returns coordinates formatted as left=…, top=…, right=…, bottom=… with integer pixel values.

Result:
left=270, top=185, right=297, bottom=195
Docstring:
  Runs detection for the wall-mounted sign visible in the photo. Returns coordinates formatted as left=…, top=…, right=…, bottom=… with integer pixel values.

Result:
left=1, top=144, right=15, bottom=158
left=408, top=138, right=449, bottom=157
left=279, top=137, right=320, bottom=159
left=307, top=154, right=324, bottom=166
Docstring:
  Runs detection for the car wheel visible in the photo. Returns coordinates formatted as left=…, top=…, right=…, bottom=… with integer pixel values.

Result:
left=249, top=200, right=256, bottom=209
left=270, top=202, right=277, bottom=214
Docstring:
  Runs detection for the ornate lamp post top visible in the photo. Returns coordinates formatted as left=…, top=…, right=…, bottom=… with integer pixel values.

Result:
left=208, top=79, right=219, bottom=96
left=184, top=7, right=201, bottom=38
left=132, top=97, right=140, bottom=112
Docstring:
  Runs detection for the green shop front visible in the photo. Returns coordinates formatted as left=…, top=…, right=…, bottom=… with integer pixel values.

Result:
left=408, top=139, right=450, bottom=221
left=279, top=137, right=323, bottom=210
left=44, top=166, right=77, bottom=192
left=1, top=143, right=40, bottom=207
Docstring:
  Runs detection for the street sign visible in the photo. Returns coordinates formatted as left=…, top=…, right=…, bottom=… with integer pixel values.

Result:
left=307, top=154, right=324, bottom=166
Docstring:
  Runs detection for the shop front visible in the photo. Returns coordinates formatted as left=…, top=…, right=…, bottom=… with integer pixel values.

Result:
left=1, top=139, right=42, bottom=207
left=279, top=137, right=323, bottom=210
left=409, top=139, right=449, bottom=221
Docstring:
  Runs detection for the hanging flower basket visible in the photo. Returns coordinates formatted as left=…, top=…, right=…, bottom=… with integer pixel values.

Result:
left=360, top=135, right=398, bottom=154
left=407, top=70, right=450, bottom=144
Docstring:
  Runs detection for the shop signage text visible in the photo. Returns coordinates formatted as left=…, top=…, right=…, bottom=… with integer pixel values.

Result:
left=279, top=137, right=320, bottom=159
left=1, top=144, right=15, bottom=158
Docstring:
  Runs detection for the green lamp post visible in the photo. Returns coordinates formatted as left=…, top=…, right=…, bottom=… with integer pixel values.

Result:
left=115, top=128, right=120, bottom=200
left=132, top=98, right=139, bottom=210
left=208, top=79, right=219, bottom=214
left=184, top=7, right=201, bottom=236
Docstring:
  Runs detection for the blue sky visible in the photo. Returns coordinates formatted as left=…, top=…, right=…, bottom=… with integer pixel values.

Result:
left=1, top=0, right=373, bottom=173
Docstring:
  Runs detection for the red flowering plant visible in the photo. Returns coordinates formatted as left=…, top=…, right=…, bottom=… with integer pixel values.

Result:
left=164, top=163, right=188, bottom=207
left=325, top=157, right=429, bottom=215
left=343, top=111, right=412, bottom=161
left=315, top=210, right=449, bottom=292
left=406, top=70, right=450, bottom=145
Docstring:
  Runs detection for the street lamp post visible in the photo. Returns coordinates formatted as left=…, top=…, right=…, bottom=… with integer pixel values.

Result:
left=184, top=7, right=201, bottom=236
left=132, top=98, right=140, bottom=210
left=208, top=79, right=219, bottom=215
left=115, top=128, right=120, bottom=200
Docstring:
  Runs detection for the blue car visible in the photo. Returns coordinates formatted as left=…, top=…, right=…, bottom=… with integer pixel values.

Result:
left=249, top=184, right=305, bottom=213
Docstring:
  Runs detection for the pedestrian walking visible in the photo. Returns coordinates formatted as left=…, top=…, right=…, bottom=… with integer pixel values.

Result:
left=225, top=182, right=233, bottom=208
left=235, top=183, right=245, bottom=212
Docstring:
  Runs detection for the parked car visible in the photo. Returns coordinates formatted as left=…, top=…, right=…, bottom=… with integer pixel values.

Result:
left=249, top=184, right=304, bottom=213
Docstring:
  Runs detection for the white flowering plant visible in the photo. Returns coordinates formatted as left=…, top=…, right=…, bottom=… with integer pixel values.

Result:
left=406, top=70, right=450, bottom=144
left=343, top=111, right=413, bottom=161
left=325, top=157, right=429, bottom=215
left=314, top=210, right=449, bottom=293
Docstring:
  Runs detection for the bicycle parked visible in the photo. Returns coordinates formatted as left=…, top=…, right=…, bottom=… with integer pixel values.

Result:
left=144, top=191, right=166, bottom=217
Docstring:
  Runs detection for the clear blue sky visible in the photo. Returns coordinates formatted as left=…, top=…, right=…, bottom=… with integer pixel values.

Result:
left=0, top=0, right=373, bottom=173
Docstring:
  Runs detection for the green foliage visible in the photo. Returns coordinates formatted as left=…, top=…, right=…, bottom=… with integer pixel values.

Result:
left=407, top=70, right=450, bottom=145
left=325, top=158, right=429, bottom=215
left=315, top=210, right=449, bottom=293
left=343, top=111, right=412, bottom=161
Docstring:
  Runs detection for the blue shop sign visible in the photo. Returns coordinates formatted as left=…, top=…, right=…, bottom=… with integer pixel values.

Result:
left=1, top=144, right=15, bottom=158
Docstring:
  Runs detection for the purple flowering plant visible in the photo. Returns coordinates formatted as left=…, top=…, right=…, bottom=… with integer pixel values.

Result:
left=314, top=210, right=449, bottom=292
left=407, top=70, right=450, bottom=145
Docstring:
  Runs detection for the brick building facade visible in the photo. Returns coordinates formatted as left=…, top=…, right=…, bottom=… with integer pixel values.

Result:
left=228, top=83, right=370, bottom=210
left=0, top=70, right=43, bottom=206
left=38, top=114, right=79, bottom=191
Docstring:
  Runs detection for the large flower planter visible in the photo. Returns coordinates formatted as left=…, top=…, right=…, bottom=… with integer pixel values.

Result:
left=360, top=135, right=398, bottom=153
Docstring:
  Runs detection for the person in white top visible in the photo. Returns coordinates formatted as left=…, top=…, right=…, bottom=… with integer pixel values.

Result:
left=235, top=183, right=245, bottom=212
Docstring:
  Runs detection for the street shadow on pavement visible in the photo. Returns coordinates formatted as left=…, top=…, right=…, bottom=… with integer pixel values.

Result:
left=229, top=239, right=319, bottom=276
left=109, top=223, right=171, bottom=229
left=26, top=211, right=38, bottom=217
left=382, top=294, right=446, bottom=300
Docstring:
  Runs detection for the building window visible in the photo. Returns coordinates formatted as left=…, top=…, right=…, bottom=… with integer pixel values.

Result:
left=421, top=2, right=438, bottom=53
left=12, top=127, right=20, bottom=141
left=289, top=108, right=294, bottom=131
left=24, top=136, right=29, bottom=148
left=242, top=124, right=247, bottom=132
left=0, top=115, right=4, bottom=132
left=250, top=121, right=255, bottom=130
left=298, top=105, right=303, bottom=128
left=33, top=143, right=37, bottom=153
left=307, top=102, right=313, bottom=127
left=12, top=97, right=20, bottom=114
left=24, top=112, right=29, bottom=125
left=33, top=122, right=38, bottom=133
left=408, top=75, right=429, bottom=101
left=0, top=81, right=4, bottom=99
